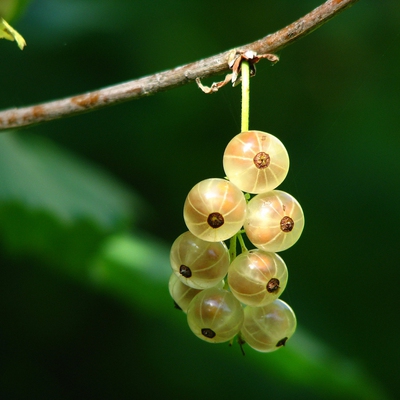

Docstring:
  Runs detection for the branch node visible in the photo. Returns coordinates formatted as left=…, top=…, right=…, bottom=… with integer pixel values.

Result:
left=195, top=75, right=233, bottom=94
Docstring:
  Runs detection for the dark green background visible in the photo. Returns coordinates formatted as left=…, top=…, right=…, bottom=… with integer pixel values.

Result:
left=1, top=0, right=399, bottom=398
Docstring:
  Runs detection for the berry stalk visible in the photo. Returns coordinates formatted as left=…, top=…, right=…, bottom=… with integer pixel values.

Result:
left=241, top=61, right=250, bottom=132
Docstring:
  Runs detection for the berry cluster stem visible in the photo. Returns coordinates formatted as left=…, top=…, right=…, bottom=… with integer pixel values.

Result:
left=241, top=61, right=250, bottom=132
left=237, top=232, right=248, bottom=253
left=229, top=234, right=237, bottom=264
left=228, top=231, right=248, bottom=266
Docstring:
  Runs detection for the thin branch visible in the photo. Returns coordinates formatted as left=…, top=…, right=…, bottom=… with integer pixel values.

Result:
left=0, top=0, right=360, bottom=131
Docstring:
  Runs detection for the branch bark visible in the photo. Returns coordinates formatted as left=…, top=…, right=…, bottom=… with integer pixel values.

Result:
left=0, top=0, right=360, bottom=131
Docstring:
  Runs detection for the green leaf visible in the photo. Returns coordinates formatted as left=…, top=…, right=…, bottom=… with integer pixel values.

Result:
left=0, top=132, right=144, bottom=270
left=0, top=0, right=31, bottom=21
left=0, top=132, right=139, bottom=228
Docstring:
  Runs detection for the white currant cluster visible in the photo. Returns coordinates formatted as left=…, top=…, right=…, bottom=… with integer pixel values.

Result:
left=169, top=130, right=304, bottom=353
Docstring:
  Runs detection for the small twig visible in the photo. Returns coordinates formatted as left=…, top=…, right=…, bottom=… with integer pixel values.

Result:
left=0, top=0, right=359, bottom=131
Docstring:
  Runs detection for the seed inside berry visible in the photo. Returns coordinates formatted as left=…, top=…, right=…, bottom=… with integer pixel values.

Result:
left=280, top=216, right=294, bottom=232
left=207, top=212, right=224, bottom=228
left=253, top=151, right=270, bottom=169
left=179, top=265, right=192, bottom=278
left=266, top=278, right=280, bottom=293
left=201, top=328, right=216, bottom=338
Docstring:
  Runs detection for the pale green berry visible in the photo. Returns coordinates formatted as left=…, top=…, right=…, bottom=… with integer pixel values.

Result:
left=241, top=299, right=297, bottom=352
left=228, top=249, right=288, bottom=307
left=223, top=130, right=289, bottom=194
left=244, top=190, right=304, bottom=252
left=187, top=287, right=244, bottom=343
left=170, top=231, right=230, bottom=289
left=183, top=178, right=246, bottom=242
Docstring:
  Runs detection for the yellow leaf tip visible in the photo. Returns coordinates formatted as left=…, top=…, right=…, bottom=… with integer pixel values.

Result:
left=0, top=18, right=26, bottom=50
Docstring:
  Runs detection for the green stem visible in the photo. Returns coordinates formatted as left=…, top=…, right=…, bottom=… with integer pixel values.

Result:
left=237, top=232, right=248, bottom=253
left=229, top=234, right=237, bottom=263
left=241, top=61, right=250, bottom=132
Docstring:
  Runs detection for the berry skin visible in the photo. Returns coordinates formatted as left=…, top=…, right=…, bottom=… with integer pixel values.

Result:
left=227, top=249, right=288, bottom=307
left=168, top=273, right=202, bottom=313
left=170, top=231, right=230, bottom=289
left=183, top=178, right=247, bottom=242
left=240, top=299, right=297, bottom=352
left=168, top=273, right=224, bottom=313
left=223, top=130, right=289, bottom=194
left=244, top=190, right=304, bottom=252
left=187, top=287, right=244, bottom=343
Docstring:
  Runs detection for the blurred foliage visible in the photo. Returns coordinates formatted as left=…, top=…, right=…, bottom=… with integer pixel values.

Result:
left=0, top=0, right=399, bottom=398
left=0, top=0, right=30, bottom=20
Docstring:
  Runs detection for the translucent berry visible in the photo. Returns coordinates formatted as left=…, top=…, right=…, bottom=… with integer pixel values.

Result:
left=244, top=190, right=304, bottom=252
left=168, top=273, right=224, bottom=313
left=183, top=178, right=247, bottom=242
left=187, top=287, right=244, bottom=343
left=240, top=299, right=297, bottom=352
left=170, top=231, right=230, bottom=289
left=223, top=130, right=289, bottom=194
left=228, top=250, right=288, bottom=307
left=168, top=273, right=202, bottom=313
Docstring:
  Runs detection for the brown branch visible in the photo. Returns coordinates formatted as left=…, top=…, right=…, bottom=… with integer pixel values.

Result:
left=0, top=0, right=360, bottom=131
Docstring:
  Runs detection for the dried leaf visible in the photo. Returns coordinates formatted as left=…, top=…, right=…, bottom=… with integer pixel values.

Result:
left=195, top=74, right=233, bottom=94
left=196, top=50, right=279, bottom=94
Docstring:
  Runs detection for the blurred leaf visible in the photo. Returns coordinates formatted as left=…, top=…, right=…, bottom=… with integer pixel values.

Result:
left=0, top=132, right=139, bottom=227
left=0, top=132, right=143, bottom=270
left=0, top=0, right=31, bottom=21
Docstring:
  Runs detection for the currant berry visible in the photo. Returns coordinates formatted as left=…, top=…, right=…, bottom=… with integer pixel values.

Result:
left=223, top=130, right=289, bottom=194
left=170, top=231, right=230, bottom=289
left=240, top=299, right=297, bottom=352
left=187, top=287, right=244, bottom=343
left=244, top=190, right=304, bottom=252
left=183, top=178, right=247, bottom=242
left=168, top=273, right=202, bottom=313
left=227, top=249, right=288, bottom=307
left=168, top=273, right=224, bottom=313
